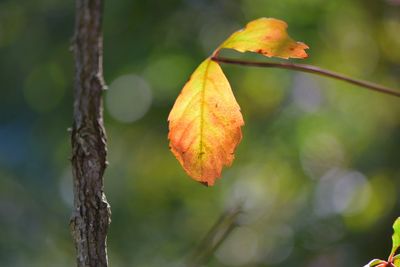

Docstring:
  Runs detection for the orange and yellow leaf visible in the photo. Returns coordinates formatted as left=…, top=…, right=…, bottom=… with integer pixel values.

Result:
left=168, top=58, right=244, bottom=186
left=218, top=17, right=309, bottom=59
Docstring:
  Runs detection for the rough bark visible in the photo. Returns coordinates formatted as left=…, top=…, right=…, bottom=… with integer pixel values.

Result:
left=70, top=0, right=111, bottom=266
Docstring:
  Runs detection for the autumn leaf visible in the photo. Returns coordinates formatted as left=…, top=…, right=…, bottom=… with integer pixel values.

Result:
left=168, top=58, right=244, bottom=186
left=218, top=17, right=309, bottom=59
left=168, top=17, right=309, bottom=185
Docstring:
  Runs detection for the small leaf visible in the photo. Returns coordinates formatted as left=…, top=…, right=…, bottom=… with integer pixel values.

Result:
left=168, top=58, right=244, bottom=186
left=393, top=255, right=400, bottom=267
left=363, top=259, right=387, bottom=267
left=218, top=17, right=309, bottom=59
left=390, top=218, right=400, bottom=259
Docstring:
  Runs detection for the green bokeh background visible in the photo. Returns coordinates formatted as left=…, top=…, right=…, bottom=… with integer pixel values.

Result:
left=0, top=0, right=399, bottom=266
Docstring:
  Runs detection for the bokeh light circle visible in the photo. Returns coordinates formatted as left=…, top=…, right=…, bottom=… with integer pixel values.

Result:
left=106, top=74, right=152, bottom=123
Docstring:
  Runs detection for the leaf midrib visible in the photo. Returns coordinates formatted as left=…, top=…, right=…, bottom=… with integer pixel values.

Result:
left=198, top=59, right=212, bottom=176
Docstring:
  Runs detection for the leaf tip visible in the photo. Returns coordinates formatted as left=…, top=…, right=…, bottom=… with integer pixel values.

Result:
left=199, top=180, right=214, bottom=187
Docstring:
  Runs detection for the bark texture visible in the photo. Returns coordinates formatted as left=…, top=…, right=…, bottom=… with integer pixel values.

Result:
left=70, top=0, right=111, bottom=266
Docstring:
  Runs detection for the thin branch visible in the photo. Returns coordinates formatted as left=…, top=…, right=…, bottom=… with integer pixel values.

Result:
left=211, top=56, right=400, bottom=98
left=70, top=0, right=111, bottom=266
left=186, top=205, right=243, bottom=267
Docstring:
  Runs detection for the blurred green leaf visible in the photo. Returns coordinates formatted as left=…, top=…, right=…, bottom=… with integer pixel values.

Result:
left=391, top=218, right=400, bottom=258
left=363, top=259, right=386, bottom=267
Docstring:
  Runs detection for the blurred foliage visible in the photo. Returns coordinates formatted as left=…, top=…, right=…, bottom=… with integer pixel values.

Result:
left=0, top=0, right=399, bottom=266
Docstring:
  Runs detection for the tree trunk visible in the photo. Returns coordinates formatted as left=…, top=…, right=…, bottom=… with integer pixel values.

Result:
left=70, top=0, right=111, bottom=266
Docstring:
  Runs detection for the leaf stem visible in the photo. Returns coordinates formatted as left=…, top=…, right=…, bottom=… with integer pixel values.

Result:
left=211, top=56, right=400, bottom=98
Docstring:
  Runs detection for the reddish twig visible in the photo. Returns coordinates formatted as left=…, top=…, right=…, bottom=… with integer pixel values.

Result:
left=211, top=56, right=400, bottom=98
